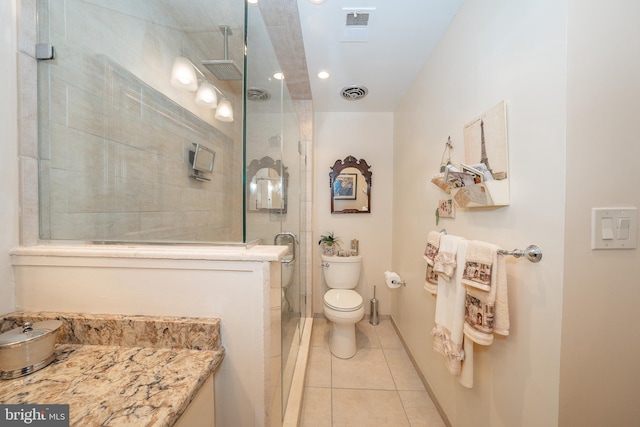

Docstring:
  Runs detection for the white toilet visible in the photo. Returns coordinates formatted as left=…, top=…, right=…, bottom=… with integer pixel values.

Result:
left=322, top=254, right=365, bottom=358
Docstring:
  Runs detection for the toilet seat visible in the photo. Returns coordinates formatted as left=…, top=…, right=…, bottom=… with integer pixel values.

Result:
left=324, top=289, right=363, bottom=312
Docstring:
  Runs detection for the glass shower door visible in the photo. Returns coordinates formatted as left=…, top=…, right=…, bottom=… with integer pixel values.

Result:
left=279, top=102, right=305, bottom=416
left=244, top=3, right=306, bottom=422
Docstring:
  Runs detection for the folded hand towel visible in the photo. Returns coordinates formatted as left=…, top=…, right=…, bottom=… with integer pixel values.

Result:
left=423, top=264, right=439, bottom=295
left=431, top=237, right=466, bottom=376
left=461, top=240, right=495, bottom=291
left=423, top=231, right=441, bottom=266
left=492, top=253, right=509, bottom=336
left=463, top=245, right=509, bottom=345
left=433, top=234, right=460, bottom=281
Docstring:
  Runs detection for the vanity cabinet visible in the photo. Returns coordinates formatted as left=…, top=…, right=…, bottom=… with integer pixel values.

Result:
left=176, top=374, right=215, bottom=427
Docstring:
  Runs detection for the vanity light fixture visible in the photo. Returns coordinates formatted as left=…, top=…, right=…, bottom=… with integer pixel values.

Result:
left=195, top=81, right=218, bottom=108
left=170, top=56, right=198, bottom=91
left=171, top=56, right=234, bottom=121
left=215, top=98, right=234, bottom=122
left=317, top=70, right=330, bottom=79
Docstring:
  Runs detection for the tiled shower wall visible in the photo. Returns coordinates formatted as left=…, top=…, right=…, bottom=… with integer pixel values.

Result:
left=40, top=58, right=239, bottom=241
left=36, top=0, right=243, bottom=242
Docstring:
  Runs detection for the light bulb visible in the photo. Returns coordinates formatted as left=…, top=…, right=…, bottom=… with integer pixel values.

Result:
left=195, top=82, right=218, bottom=108
left=215, top=98, right=234, bottom=122
left=170, top=56, right=198, bottom=91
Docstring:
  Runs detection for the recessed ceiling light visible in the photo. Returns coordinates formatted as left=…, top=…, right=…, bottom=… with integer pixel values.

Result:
left=273, top=72, right=285, bottom=80
left=317, top=71, right=330, bottom=79
left=247, top=0, right=258, bottom=4
left=307, top=0, right=326, bottom=4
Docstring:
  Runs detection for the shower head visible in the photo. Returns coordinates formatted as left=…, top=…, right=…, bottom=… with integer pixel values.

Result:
left=202, top=25, right=243, bottom=81
left=201, top=60, right=242, bottom=81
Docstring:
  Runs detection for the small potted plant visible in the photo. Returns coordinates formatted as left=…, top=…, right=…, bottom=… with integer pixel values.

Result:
left=318, top=232, right=341, bottom=256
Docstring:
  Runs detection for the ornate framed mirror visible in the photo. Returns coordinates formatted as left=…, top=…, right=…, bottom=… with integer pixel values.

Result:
left=247, top=156, right=288, bottom=213
left=329, top=155, right=372, bottom=214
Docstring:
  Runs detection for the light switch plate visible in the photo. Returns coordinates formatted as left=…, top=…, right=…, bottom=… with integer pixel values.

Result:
left=591, top=207, right=637, bottom=249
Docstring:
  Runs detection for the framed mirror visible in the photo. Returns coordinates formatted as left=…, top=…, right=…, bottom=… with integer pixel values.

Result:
left=330, top=155, right=372, bottom=214
left=247, top=156, right=288, bottom=213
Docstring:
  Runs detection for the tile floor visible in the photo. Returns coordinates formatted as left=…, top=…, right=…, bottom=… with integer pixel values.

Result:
left=300, top=317, right=446, bottom=427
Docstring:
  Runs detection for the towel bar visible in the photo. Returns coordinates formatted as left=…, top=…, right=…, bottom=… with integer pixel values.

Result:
left=437, top=230, right=542, bottom=263
left=498, top=245, right=542, bottom=263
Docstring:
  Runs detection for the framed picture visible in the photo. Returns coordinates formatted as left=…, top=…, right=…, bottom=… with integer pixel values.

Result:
left=333, top=173, right=357, bottom=200
left=438, top=199, right=455, bottom=218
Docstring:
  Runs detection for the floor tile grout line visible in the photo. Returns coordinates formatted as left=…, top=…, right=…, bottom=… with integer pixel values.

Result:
left=376, top=321, right=415, bottom=427
left=305, top=318, right=442, bottom=427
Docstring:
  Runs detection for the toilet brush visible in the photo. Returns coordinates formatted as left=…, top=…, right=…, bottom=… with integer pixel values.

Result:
left=370, top=285, right=379, bottom=326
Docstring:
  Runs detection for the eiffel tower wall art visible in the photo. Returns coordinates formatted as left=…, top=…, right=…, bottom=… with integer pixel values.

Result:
left=454, top=101, right=510, bottom=208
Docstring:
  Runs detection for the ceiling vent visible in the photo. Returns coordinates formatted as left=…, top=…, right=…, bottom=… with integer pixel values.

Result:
left=340, top=85, right=369, bottom=101
left=346, top=12, right=369, bottom=26
left=247, top=87, right=271, bottom=102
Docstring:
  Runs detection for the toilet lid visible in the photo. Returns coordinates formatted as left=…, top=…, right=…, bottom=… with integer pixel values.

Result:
left=324, top=289, right=363, bottom=311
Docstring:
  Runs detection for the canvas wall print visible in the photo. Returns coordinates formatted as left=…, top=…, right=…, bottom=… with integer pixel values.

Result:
left=438, top=199, right=455, bottom=218
left=463, top=101, right=508, bottom=181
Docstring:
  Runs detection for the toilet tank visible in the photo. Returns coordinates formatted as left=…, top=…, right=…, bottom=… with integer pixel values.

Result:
left=321, top=255, right=362, bottom=289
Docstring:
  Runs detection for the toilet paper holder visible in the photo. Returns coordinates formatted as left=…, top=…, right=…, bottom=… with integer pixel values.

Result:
left=391, top=279, right=406, bottom=287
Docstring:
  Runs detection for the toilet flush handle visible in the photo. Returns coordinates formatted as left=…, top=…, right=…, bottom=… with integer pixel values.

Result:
left=321, top=263, right=330, bottom=268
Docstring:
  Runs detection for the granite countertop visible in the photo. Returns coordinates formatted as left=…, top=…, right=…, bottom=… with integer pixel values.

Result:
left=0, top=312, right=225, bottom=427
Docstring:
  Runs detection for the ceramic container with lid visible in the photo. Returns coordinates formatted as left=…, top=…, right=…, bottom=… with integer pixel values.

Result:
left=0, top=320, right=62, bottom=379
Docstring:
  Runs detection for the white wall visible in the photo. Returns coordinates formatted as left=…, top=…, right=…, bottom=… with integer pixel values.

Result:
left=560, top=1, right=640, bottom=425
left=0, top=0, right=18, bottom=314
left=313, top=112, right=394, bottom=315
left=392, top=1, right=566, bottom=426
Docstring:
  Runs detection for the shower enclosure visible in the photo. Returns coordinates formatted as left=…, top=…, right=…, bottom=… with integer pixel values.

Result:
left=34, top=0, right=307, bottom=421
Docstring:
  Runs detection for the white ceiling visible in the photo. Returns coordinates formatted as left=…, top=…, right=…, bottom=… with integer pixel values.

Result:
left=296, top=0, right=463, bottom=112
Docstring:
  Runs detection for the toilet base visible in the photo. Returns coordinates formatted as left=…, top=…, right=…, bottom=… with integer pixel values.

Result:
left=324, top=305, right=365, bottom=359
left=330, top=322, right=357, bottom=359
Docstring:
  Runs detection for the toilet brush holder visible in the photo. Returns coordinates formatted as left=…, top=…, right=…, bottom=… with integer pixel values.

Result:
left=370, top=285, right=379, bottom=326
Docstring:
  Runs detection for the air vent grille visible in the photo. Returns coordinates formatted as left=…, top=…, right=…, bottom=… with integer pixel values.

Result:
left=340, top=85, right=369, bottom=101
left=346, top=13, right=369, bottom=26
left=247, top=87, right=271, bottom=102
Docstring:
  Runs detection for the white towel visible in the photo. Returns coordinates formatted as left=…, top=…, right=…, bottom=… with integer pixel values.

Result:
left=433, top=234, right=460, bottom=281
left=461, top=240, right=495, bottom=291
left=424, top=231, right=442, bottom=294
left=458, top=336, right=474, bottom=388
left=463, top=244, right=510, bottom=345
left=431, top=237, right=466, bottom=376
left=424, top=264, right=439, bottom=295
left=423, top=231, right=441, bottom=266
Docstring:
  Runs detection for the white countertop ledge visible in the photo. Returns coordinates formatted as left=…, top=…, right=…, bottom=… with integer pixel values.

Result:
left=10, top=244, right=288, bottom=262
